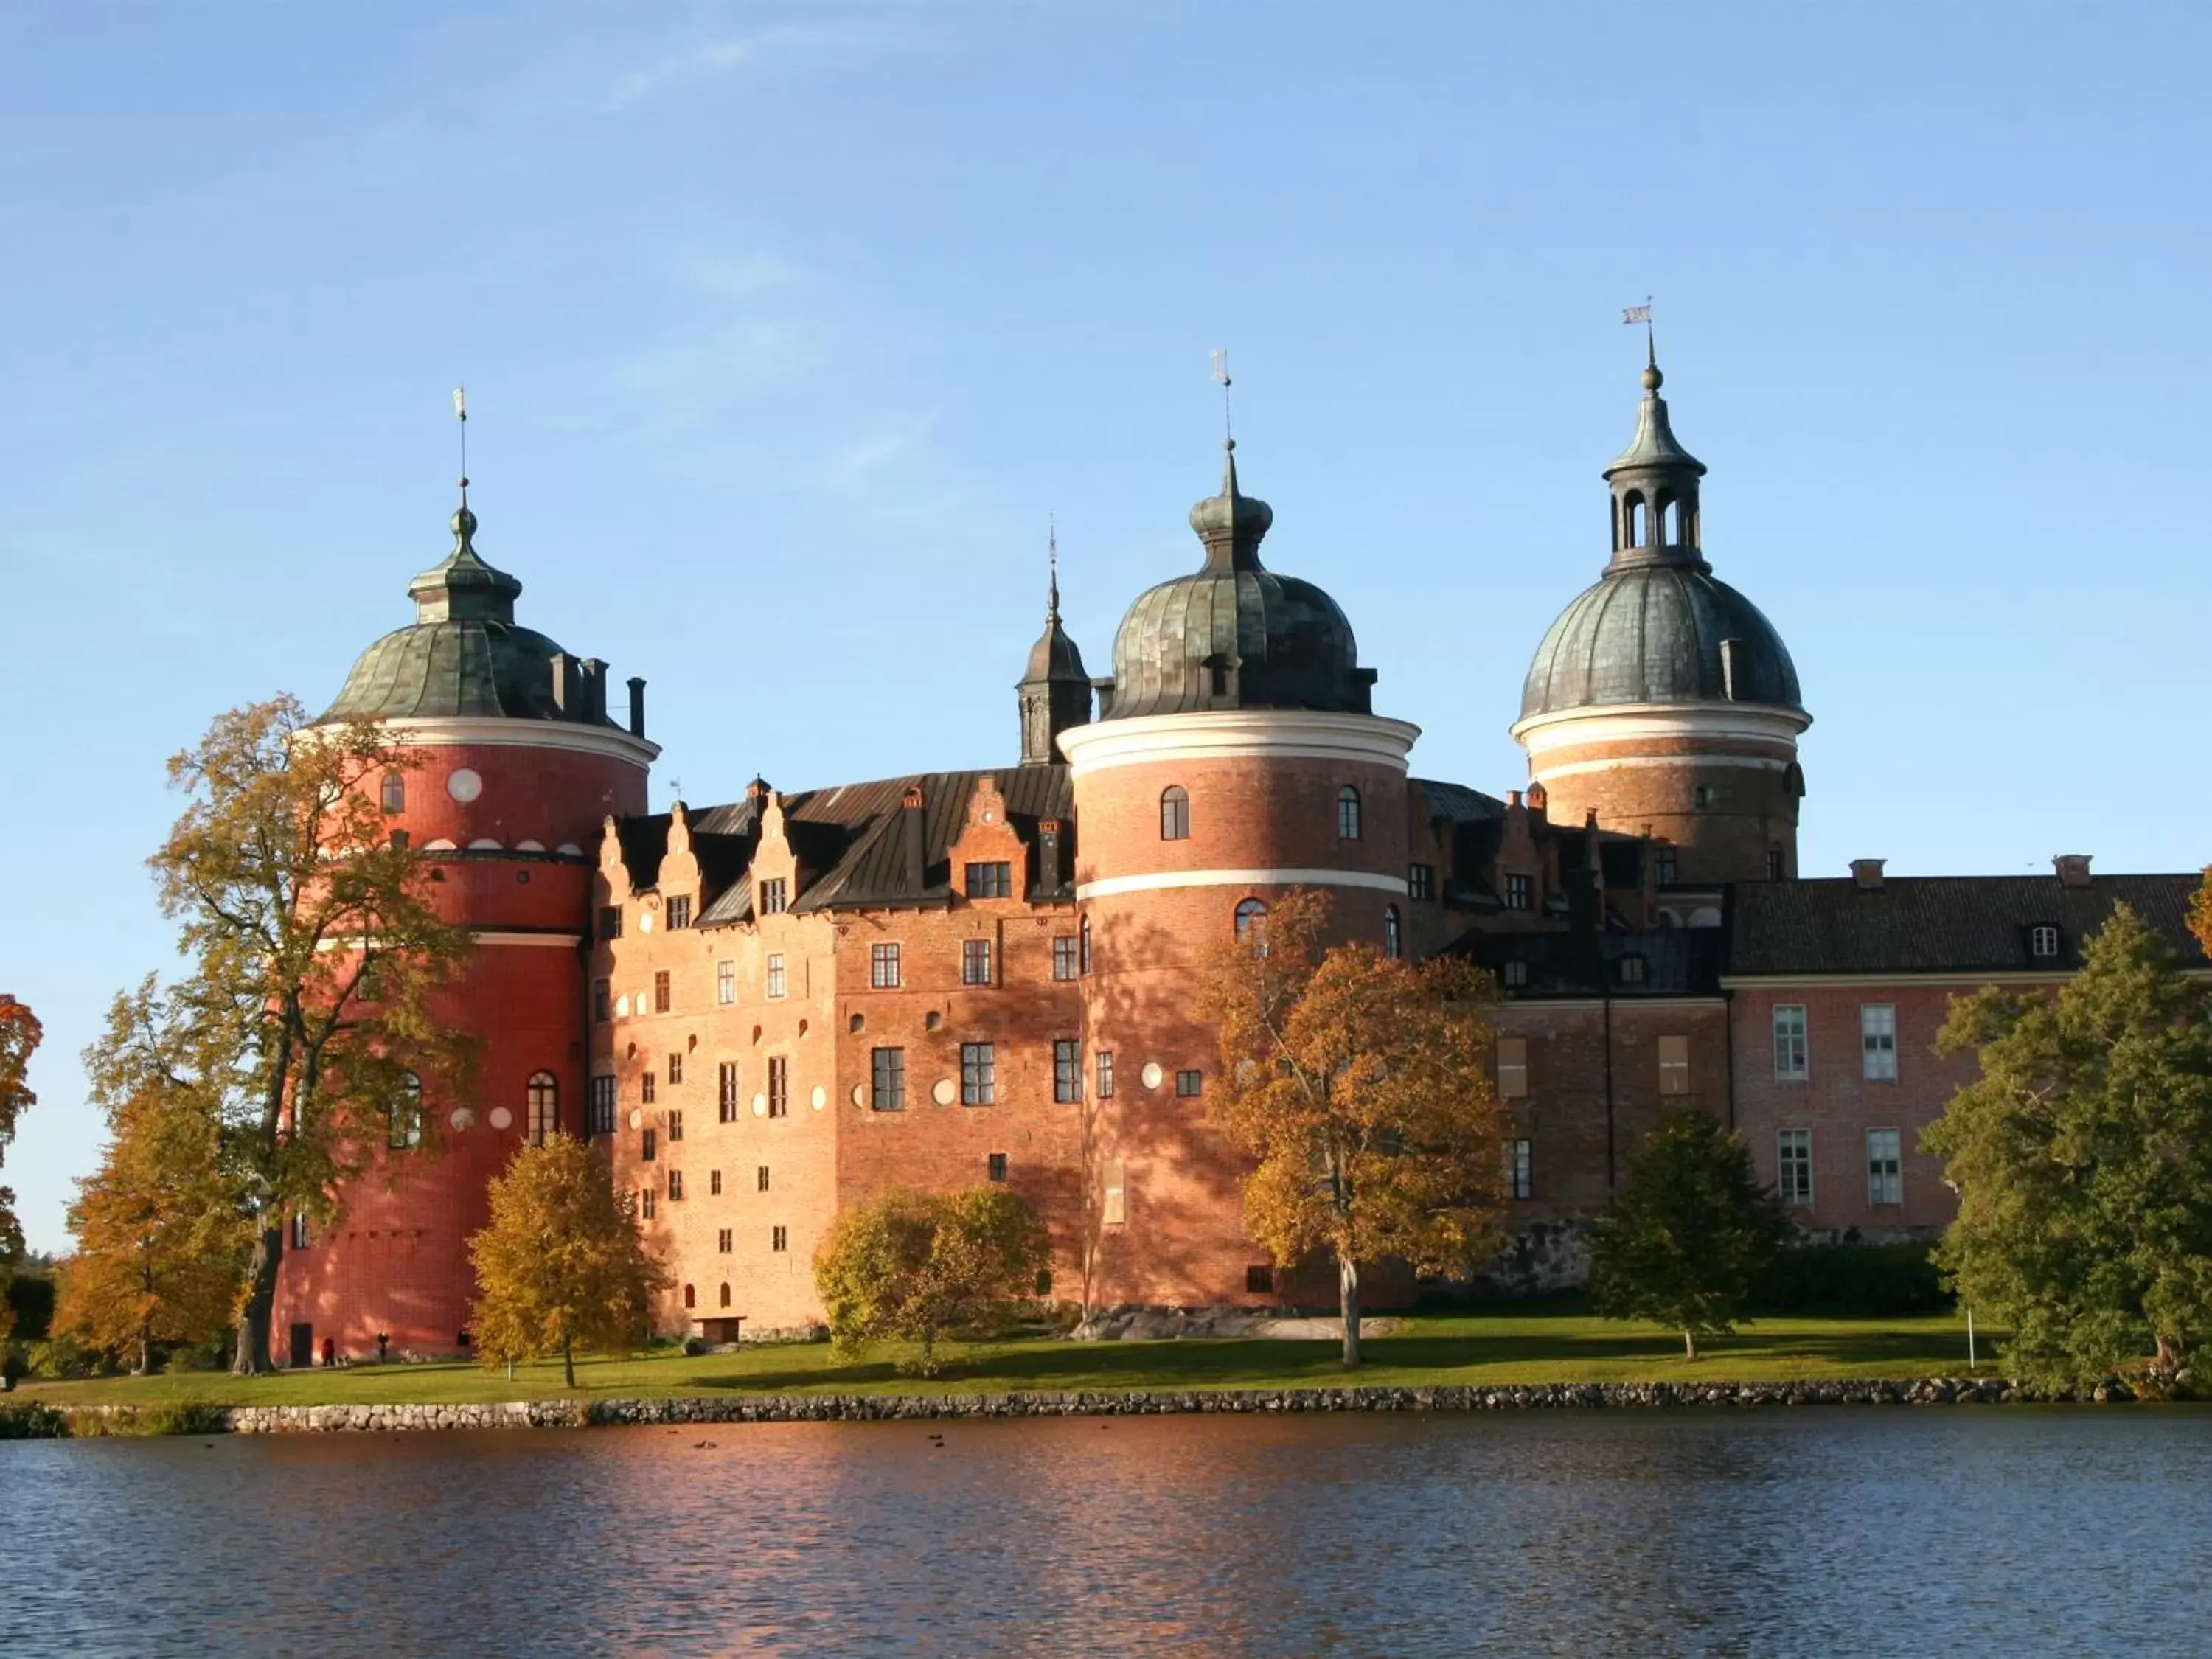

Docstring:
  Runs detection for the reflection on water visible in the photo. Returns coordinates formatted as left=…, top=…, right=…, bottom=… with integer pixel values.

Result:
left=7, top=1409, right=2211, bottom=1656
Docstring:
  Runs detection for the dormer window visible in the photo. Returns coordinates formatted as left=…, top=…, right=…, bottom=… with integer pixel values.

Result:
left=759, top=878, right=788, bottom=915
left=1617, top=953, right=1649, bottom=987
left=2029, top=925, right=2061, bottom=959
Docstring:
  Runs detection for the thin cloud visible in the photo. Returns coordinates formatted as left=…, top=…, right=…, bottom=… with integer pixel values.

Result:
left=827, top=415, right=937, bottom=484
left=607, top=24, right=873, bottom=111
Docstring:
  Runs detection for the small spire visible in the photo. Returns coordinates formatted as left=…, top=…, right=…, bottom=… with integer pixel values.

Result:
left=453, top=385, right=470, bottom=509
left=1047, top=517, right=1060, bottom=622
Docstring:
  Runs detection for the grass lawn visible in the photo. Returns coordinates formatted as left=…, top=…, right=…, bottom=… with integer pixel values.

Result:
left=17, top=1308, right=1989, bottom=1409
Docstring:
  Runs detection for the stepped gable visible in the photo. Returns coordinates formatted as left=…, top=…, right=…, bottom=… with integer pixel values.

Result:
left=1727, top=874, right=2211, bottom=978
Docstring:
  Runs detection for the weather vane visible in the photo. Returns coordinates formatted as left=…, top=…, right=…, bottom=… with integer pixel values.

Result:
left=1210, top=347, right=1234, bottom=444
left=453, top=385, right=470, bottom=504
left=1621, top=298, right=1655, bottom=364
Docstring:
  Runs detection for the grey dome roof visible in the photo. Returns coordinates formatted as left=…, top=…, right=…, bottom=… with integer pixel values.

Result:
left=1520, top=563, right=1802, bottom=720
left=1103, top=444, right=1375, bottom=721
left=318, top=505, right=625, bottom=729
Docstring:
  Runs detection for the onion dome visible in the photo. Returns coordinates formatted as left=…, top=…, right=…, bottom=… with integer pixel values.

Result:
left=319, top=498, right=625, bottom=728
left=1103, top=442, right=1375, bottom=720
left=1520, top=359, right=1803, bottom=720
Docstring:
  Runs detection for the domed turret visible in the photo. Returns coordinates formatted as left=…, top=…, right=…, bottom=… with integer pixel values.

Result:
left=1101, top=442, right=1375, bottom=721
left=1511, top=356, right=1810, bottom=885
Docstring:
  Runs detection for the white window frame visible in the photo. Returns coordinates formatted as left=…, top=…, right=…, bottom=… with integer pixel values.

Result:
left=716, top=959, right=736, bottom=1006
left=1867, top=1127, right=1903, bottom=1206
left=1505, top=1138, right=1533, bottom=1200
left=1773, top=1004, right=1809, bottom=1082
left=765, top=953, right=786, bottom=1001
left=1860, top=1003, right=1897, bottom=1082
left=1778, top=1128, right=1813, bottom=1206
left=2029, top=924, right=2060, bottom=959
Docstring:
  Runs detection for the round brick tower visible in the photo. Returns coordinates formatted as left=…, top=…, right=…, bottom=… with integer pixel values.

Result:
left=271, top=492, right=656, bottom=1364
left=1512, top=355, right=1809, bottom=885
left=1058, top=441, right=1419, bottom=1307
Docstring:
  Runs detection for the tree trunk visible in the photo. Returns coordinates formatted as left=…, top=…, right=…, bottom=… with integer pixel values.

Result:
left=563, top=1338, right=575, bottom=1390
left=136, top=1326, right=152, bottom=1378
left=232, top=1222, right=282, bottom=1375
left=1683, top=1328, right=1698, bottom=1361
left=1340, top=1255, right=1363, bottom=1369
left=2156, top=1333, right=2182, bottom=1371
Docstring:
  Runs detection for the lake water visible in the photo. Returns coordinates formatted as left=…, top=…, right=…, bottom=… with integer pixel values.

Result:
left=6, top=1408, right=2210, bottom=1656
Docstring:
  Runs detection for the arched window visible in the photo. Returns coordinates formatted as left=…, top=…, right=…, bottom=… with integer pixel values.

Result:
left=527, top=1071, right=559, bottom=1145
left=1624, top=493, right=1646, bottom=546
left=1384, top=905, right=1402, bottom=960
left=1234, top=898, right=1268, bottom=941
left=1079, top=914, right=1092, bottom=975
left=683, top=1284, right=695, bottom=1310
left=1159, top=785, right=1190, bottom=841
left=387, top=1072, right=422, bottom=1149
left=718, top=1283, right=731, bottom=1308
left=380, top=773, right=405, bottom=813
left=1336, top=786, right=1363, bottom=841
left=1658, top=496, right=1680, bottom=544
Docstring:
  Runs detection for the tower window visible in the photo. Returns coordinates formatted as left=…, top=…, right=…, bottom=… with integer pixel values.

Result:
left=1625, top=493, right=1647, bottom=547
left=1495, top=1036, right=1528, bottom=1099
left=1234, top=898, right=1267, bottom=941
left=1336, top=786, right=1363, bottom=841
left=965, top=861, right=1013, bottom=900
left=380, top=773, right=406, bottom=813
left=1160, top=785, right=1190, bottom=841
left=526, top=1071, right=558, bottom=1145
left=1384, top=905, right=1402, bottom=959
left=759, top=878, right=788, bottom=914
left=387, top=1072, right=422, bottom=1150
left=1692, top=785, right=1715, bottom=809
left=1658, top=496, right=1680, bottom=545
left=1079, top=915, right=1092, bottom=974
left=1096, top=1049, right=1114, bottom=1099
left=1767, top=849, right=1786, bottom=881
left=666, top=895, right=692, bottom=931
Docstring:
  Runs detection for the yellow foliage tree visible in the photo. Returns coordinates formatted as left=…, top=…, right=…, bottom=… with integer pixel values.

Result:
left=1197, top=888, right=1506, bottom=1367
left=0, top=994, right=41, bottom=1340
left=467, top=1135, right=669, bottom=1388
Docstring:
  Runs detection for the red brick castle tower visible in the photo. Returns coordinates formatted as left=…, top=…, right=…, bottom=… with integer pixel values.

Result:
left=271, top=489, right=656, bottom=1363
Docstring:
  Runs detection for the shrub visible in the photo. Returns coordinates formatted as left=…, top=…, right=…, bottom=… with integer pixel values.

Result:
left=140, top=1399, right=229, bottom=1436
left=0, top=1400, right=68, bottom=1439
left=26, top=1333, right=102, bottom=1380
left=5, top=1272, right=56, bottom=1342
left=1759, top=1239, right=1950, bottom=1317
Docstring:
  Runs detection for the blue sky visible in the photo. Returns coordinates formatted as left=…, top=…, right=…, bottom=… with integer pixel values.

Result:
left=3, top=2, right=2207, bottom=1251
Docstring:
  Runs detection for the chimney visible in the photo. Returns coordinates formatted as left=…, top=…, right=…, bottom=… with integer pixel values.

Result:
left=551, top=653, right=580, bottom=715
left=1037, top=818, right=1065, bottom=894
left=1851, top=858, right=1886, bottom=891
left=1507, top=789, right=1523, bottom=810
left=626, top=676, right=647, bottom=738
left=2053, top=854, right=2093, bottom=888
left=901, top=785, right=928, bottom=891
left=1526, top=781, right=1548, bottom=820
left=581, top=658, right=608, bottom=722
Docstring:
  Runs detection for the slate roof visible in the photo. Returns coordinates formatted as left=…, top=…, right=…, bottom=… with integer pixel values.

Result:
left=1520, top=564, right=1802, bottom=721
left=1725, top=874, right=2210, bottom=978
left=616, top=768, right=1075, bottom=923
left=1451, top=925, right=1727, bottom=998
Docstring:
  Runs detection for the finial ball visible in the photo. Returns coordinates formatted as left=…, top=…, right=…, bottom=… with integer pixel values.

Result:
left=1641, top=364, right=1663, bottom=393
left=1225, top=437, right=1237, bottom=453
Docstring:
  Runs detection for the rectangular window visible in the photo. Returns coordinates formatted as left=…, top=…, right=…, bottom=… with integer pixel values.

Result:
left=641, top=1187, right=656, bottom=1220
left=1504, top=872, right=1534, bottom=911
left=667, top=1107, right=684, bottom=1141
left=757, top=1165, right=770, bottom=1193
left=1495, top=1036, right=1528, bottom=1099
left=759, top=878, right=788, bottom=915
left=1655, top=846, right=1678, bottom=886
left=871, top=1046, right=905, bottom=1111
left=1054, top=1039, right=1082, bottom=1103
left=710, top=1169, right=723, bottom=1196
left=2029, top=925, right=2061, bottom=959
left=588, top=1076, right=616, bottom=1135
left=1657, top=1035, right=1690, bottom=1096
left=1767, top=849, right=1786, bottom=881
left=766, top=953, right=786, bottom=1000
left=961, top=939, right=992, bottom=985
left=717, top=1228, right=732, bottom=1254
left=1868, top=1128, right=1903, bottom=1206
left=1408, top=863, right=1435, bottom=902
left=961, top=1043, right=996, bottom=1105
left=1861, top=1003, right=1898, bottom=1081
left=1175, top=1069, right=1203, bottom=1098
left=666, top=894, right=692, bottom=931
left=1505, top=1138, right=1533, bottom=1200
left=870, top=942, right=902, bottom=989
left=717, top=1061, right=739, bottom=1122
left=1102, top=1159, right=1126, bottom=1226
left=641, top=1071, right=657, bottom=1105
left=768, top=1057, right=789, bottom=1118
left=1773, top=1005, right=1808, bottom=1081
left=1245, top=1264, right=1274, bottom=1294
left=1778, top=1129, right=1814, bottom=1206
left=654, top=970, right=671, bottom=1014
left=965, top=861, right=1013, bottom=900
left=667, top=1054, right=684, bottom=1087
left=667, top=1169, right=684, bottom=1201
left=641, top=1127, right=657, bottom=1162
left=1052, top=936, right=1079, bottom=981
left=717, top=960, right=735, bottom=1006
left=594, top=979, right=611, bottom=1023
left=1096, top=1049, right=1115, bottom=1099
left=987, top=1152, right=1009, bottom=1183
left=598, top=905, right=623, bottom=941
left=771, top=1225, right=788, bottom=1253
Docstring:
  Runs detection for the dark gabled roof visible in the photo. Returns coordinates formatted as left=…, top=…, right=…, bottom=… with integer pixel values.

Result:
left=1725, top=874, right=2210, bottom=978
left=616, top=768, right=1075, bottom=924
left=1414, top=780, right=1508, bottom=824
left=1449, top=925, right=1726, bottom=998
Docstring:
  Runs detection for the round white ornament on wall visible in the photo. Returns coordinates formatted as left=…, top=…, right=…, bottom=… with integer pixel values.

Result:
left=448, top=1108, right=474, bottom=1132
left=627, top=1109, right=643, bottom=1130
left=1141, top=1062, right=1164, bottom=1091
left=811, top=1085, right=827, bottom=1111
left=487, top=1106, right=513, bottom=1130
left=931, top=1078, right=956, bottom=1107
left=446, top=768, right=483, bottom=803
left=752, top=1093, right=768, bottom=1117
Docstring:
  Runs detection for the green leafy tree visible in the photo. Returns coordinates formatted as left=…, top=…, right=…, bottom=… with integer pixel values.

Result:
left=0, top=995, right=41, bottom=1338
left=813, top=1186, right=1048, bottom=1376
left=94, top=697, right=473, bottom=1374
left=1924, top=903, right=2212, bottom=1389
left=467, top=1134, right=669, bottom=1388
left=1588, top=1109, right=1793, bottom=1359
left=1196, top=889, right=1504, bottom=1368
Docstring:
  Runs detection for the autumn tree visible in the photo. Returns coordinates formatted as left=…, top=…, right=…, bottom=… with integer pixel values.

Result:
left=813, top=1186, right=1049, bottom=1376
left=467, top=1134, right=669, bottom=1388
left=1587, top=1110, right=1794, bottom=1360
left=2191, top=866, right=2212, bottom=961
left=1924, top=904, right=2212, bottom=1389
left=1196, top=888, right=1505, bottom=1368
left=95, top=697, right=472, bottom=1374
left=58, top=1079, right=247, bottom=1374
left=0, top=995, right=41, bottom=1338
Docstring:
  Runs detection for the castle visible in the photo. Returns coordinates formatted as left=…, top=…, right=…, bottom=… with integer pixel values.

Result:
left=270, top=357, right=2205, bottom=1364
